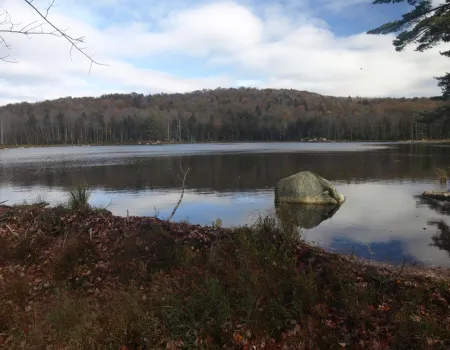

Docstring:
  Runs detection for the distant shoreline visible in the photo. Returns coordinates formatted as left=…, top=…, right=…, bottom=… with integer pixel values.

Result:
left=1, top=138, right=450, bottom=150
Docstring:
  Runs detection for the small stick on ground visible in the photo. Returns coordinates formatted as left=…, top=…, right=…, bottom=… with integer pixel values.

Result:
left=5, top=224, right=19, bottom=237
left=168, top=166, right=190, bottom=222
left=62, top=229, right=69, bottom=251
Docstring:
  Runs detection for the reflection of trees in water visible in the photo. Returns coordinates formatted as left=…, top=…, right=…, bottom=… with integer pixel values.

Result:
left=428, top=220, right=450, bottom=257
left=275, top=203, right=340, bottom=230
left=1, top=145, right=450, bottom=191
left=415, top=194, right=450, bottom=256
left=415, top=195, right=450, bottom=215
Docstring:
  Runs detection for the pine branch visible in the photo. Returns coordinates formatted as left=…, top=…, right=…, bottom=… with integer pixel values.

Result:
left=368, top=1, right=450, bottom=35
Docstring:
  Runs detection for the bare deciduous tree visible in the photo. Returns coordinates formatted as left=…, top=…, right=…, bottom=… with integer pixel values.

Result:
left=0, top=0, right=105, bottom=71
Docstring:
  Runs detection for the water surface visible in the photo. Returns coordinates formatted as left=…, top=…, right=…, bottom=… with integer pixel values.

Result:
left=1, top=142, right=450, bottom=267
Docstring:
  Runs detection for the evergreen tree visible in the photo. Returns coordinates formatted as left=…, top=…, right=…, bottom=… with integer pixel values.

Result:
left=368, top=0, right=450, bottom=98
left=144, top=116, right=163, bottom=141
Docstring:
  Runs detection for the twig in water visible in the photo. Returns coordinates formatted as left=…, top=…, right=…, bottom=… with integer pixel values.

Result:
left=168, top=166, right=190, bottom=222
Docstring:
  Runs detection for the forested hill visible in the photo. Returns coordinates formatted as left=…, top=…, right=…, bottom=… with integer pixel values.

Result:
left=0, top=87, right=448, bottom=146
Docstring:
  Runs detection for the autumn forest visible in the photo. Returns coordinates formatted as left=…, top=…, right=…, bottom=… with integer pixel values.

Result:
left=0, top=88, right=449, bottom=146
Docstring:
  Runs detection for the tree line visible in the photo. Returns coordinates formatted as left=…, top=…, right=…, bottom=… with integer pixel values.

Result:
left=0, top=88, right=448, bottom=145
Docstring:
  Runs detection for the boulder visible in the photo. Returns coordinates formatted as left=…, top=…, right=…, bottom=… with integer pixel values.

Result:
left=275, top=171, right=345, bottom=205
left=422, top=191, right=450, bottom=201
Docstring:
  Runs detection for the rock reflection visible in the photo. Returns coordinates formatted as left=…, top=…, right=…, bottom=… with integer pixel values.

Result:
left=275, top=203, right=341, bottom=230
left=415, top=195, right=450, bottom=215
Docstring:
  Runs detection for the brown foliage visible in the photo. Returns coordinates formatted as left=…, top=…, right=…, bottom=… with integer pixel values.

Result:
left=0, top=204, right=448, bottom=349
left=0, top=88, right=447, bottom=145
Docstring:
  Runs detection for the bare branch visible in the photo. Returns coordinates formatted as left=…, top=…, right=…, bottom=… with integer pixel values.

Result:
left=0, top=0, right=108, bottom=71
left=0, top=54, right=17, bottom=63
left=168, top=166, right=190, bottom=222
left=0, top=35, right=16, bottom=62
left=0, top=35, right=8, bottom=47
left=22, top=0, right=107, bottom=71
left=44, top=0, right=56, bottom=19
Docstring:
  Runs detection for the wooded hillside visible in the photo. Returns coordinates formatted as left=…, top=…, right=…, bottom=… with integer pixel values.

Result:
left=0, top=88, right=448, bottom=145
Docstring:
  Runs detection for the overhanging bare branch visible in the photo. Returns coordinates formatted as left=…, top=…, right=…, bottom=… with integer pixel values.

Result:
left=0, top=0, right=108, bottom=70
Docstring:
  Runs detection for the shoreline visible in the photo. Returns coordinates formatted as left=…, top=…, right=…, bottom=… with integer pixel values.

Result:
left=2, top=138, right=450, bottom=150
left=1, top=202, right=448, bottom=276
left=0, top=203, right=449, bottom=348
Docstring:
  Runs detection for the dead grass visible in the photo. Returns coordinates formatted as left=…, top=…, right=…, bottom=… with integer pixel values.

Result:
left=67, top=186, right=91, bottom=211
left=0, top=205, right=449, bottom=349
left=436, top=167, right=448, bottom=184
left=54, top=237, right=97, bottom=280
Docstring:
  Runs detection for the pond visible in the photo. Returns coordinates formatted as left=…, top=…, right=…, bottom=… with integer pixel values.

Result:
left=1, top=142, right=450, bottom=267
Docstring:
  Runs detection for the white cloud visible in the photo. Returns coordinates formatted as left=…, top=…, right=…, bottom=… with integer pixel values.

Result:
left=0, top=0, right=449, bottom=105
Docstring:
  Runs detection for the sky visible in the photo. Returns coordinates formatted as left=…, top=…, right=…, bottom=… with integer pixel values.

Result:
left=0, top=0, right=449, bottom=105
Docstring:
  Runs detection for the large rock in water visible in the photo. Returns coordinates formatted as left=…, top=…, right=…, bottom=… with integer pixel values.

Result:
left=275, top=171, right=345, bottom=205
left=422, top=191, right=450, bottom=201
